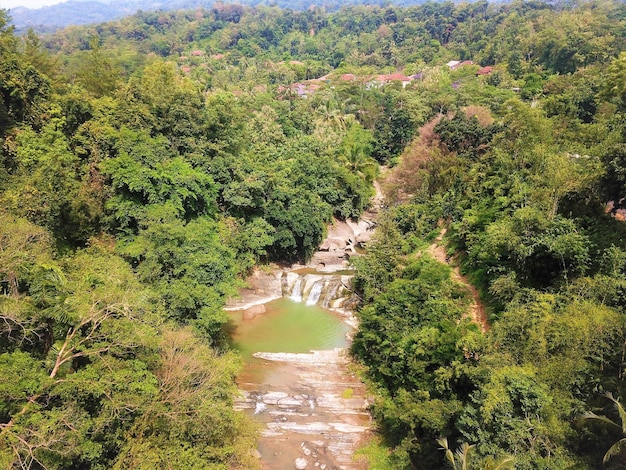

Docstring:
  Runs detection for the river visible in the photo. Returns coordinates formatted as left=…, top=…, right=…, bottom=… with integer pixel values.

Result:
left=229, top=276, right=371, bottom=470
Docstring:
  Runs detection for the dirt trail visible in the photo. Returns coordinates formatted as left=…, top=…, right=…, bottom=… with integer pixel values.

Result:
left=426, top=228, right=490, bottom=333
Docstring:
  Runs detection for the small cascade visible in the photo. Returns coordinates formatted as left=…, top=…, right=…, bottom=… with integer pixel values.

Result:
left=282, top=271, right=353, bottom=308
left=290, top=278, right=303, bottom=302
left=254, top=400, right=267, bottom=415
left=321, top=281, right=341, bottom=308
left=305, top=281, right=324, bottom=306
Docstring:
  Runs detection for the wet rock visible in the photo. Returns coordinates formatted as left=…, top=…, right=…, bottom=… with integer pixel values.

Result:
left=277, top=396, right=304, bottom=408
left=225, top=269, right=284, bottom=310
left=243, top=304, right=266, bottom=320
left=262, top=391, right=289, bottom=404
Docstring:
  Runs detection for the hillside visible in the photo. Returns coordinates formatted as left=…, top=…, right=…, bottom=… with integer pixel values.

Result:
left=2, top=1, right=626, bottom=468
left=7, top=0, right=424, bottom=32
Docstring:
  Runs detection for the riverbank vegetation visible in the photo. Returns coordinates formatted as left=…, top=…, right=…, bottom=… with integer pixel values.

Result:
left=2, top=0, right=626, bottom=468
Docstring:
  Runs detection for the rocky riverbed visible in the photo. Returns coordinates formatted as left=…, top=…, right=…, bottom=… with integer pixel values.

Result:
left=234, top=347, right=371, bottom=470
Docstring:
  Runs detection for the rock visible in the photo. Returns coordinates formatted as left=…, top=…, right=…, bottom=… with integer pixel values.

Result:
left=303, top=447, right=312, bottom=456
left=262, top=391, right=289, bottom=404
left=277, top=396, right=304, bottom=408
left=224, top=269, right=282, bottom=310
left=295, top=457, right=308, bottom=469
left=243, top=304, right=266, bottom=320
left=327, top=237, right=347, bottom=250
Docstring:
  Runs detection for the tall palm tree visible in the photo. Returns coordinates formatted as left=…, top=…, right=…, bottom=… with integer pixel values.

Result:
left=583, top=392, right=626, bottom=464
left=437, top=437, right=514, bottom=470
left=343, top=141, right=377, bottom=183
left=438, top=437, right=474, bottom=470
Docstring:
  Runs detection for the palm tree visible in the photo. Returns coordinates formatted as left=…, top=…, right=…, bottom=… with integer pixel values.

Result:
left=483, top=456, right=515, bottom=470
left=438, top=437, right=474, bottom=470
left=583, top=392, right=626, bottom=464
left=437, top=437, right=514, bottom=470
left=343, top=141, right=377, bottom=183
left=314, top=102, right=348, bottom=131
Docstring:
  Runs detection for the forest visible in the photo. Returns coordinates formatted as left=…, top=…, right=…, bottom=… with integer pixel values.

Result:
left=2, top=0, right=626, bottom=468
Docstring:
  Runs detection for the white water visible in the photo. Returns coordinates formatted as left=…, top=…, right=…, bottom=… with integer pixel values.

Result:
left=321, top=282, right=341, bottom=308
left=254, top=400, right=267, bottom=414
left=290, top=278, right=303, bottom=302
left=305, top=281, right=324, bottom=306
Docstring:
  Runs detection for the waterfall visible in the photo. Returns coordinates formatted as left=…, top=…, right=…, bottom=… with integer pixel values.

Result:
left=321, top=281, right=341, bottom=308
left=290, top=278, right=303, bottom=302
left=305, top=281, right=324, bottom=306
left=284, top=272, right=352, bottom=307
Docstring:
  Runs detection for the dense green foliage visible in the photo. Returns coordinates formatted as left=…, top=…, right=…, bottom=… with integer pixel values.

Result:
left=0, top=4, right=375, bottom=467
left=3, top=0, right=626, bottom=468
left=349, top=4, right=626, bottom=464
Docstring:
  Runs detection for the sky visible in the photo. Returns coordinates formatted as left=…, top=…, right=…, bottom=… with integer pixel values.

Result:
left=1, top=0, right=65, bottom=9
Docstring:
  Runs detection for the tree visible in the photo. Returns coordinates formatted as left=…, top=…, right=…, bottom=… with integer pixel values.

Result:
left=1, top=119, right=98, bottom=244
left=0, top=213, right=51, bottom=297
left=118, top=208, right=239, bottom=341
left=0, top=248, right=160, bottom=469
left=583, top=392, right=626, bottom=465
left=438, top=437, right=474, bottom=470
left=75, top=37, right=122, bottom=97
left=340, top=124, right=377, bottom=183
left=113, top=328, right=259, bottom=470
left=372, top=90, right=416, bottom=164
left=0, top=11, right=49, bottom=134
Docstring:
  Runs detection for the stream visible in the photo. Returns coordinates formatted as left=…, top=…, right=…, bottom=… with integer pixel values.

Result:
left=229, top=270, right=371, bottom=470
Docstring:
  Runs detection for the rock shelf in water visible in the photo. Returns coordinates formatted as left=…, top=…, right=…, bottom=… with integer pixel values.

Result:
left=235, top=345, right=371, bottom=469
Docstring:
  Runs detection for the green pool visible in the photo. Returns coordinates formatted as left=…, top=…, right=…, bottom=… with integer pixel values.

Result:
left=228, top=298, right=351, bottom=362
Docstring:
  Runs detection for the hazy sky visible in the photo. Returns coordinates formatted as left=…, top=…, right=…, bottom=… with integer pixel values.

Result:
left=2, top=0, right=64, bottom=9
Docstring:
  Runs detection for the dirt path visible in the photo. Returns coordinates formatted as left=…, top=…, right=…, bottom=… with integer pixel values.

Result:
left=426, top=229, right=490, bottom=333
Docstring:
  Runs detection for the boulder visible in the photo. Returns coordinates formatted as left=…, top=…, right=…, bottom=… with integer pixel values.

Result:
left=243, top=304, right=266, bottom=320
left=295, top=458, right=308, bottom=469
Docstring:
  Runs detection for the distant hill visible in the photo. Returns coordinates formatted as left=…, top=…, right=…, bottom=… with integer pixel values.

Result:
left=8, top=0, right=206, bottom=32
left=7, top=0, right=400, bottom=33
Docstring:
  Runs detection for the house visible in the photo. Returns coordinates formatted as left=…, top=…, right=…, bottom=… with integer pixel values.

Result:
left=477, top=66, right=494, bottom=76
left=367, top=73, right=413, bottom=89
left=191, top=50, right=203, bottom=57
left=292, top=83, right=307, bottom=97
left=447, top=60, right=475, bottom=70
left=381, top=72, right=413, bottom=88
